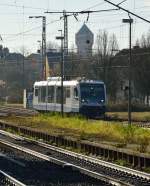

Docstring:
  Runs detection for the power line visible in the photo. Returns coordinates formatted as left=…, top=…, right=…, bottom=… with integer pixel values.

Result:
left=83, top=1, right=106, bottom=11
left=45, top=8, right=119, bottom=54
left=3, top=19, right=61, bottom=42
left=45, top=9, right=119, bottom=14
left=104, top=0, right=150, bottom=23
left=0, top=3, right=59, bottom=11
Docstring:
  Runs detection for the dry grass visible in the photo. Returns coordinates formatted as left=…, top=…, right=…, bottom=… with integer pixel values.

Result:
left=2, top=113, right=150, bottom=153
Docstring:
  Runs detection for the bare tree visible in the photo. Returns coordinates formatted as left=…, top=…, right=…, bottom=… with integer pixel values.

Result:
left=139, top=30, right=150, bottom=48
left=108, top=34, right=119, bottom=56
left=94, top=30, right=120, bottom=101
left=135, top=39, right=140, bottom=47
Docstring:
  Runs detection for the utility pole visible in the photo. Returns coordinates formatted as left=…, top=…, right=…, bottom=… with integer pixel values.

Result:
left=122, top=18, right=133, bottom=125
left=63, top=10, right=68, bottom=55
left=56, top=32, right=64, bottom=117
left=29, top=16, right=46, bottom=80
left=42, top=16, right=46, bottom=80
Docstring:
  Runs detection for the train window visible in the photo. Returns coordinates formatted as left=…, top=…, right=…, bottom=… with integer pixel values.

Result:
left=74, top=87, right=78, bottom=99
left=66, top=87, right=70, bottom=98
left=38, top=87, right=41, bottom=102
left=56, top=87, right=68, bottom=104
left=35, top=88, right=38, bottom=97
left=41, top=86, right=46, bottom=102
left=48, top=86, right=54, bottom=103
left=56, top=87, right=61, bottom=104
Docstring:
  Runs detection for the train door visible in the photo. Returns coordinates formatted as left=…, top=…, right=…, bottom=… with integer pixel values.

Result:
left=71, top=86, right=79, bottom=113
left=63, top=87, right=72, bottom=112
left=47, top=86, right=55, bottom=111
left=55, top=86, right=72, bottom=112
left=33, top=86, right=39, bottom=110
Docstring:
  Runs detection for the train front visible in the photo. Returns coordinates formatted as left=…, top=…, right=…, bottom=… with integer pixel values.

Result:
left=79, top=81, right=106, bottom=118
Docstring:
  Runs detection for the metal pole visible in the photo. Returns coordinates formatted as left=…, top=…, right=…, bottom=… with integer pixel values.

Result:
left=23, top=49, right=25, bottom=89
left=42, top=16, right=46, bottom=80
left=29, top=16, right=46, bottom=80
left=122, top=18, right=133, bottom=125
left=63, top=10, right=68, bottom=55
left=61, top=38, right=64, bottom=117
left=128, top=20, right=132, bottom=125
left=41, top=35, right=44, bottom=80
left=56, top=34, right=64, bottom=117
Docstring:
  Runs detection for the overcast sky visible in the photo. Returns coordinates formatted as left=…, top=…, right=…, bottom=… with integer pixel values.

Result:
left=0, top=0, right=150, bottom=53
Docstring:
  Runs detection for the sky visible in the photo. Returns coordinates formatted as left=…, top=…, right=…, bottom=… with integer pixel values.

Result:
left=0, top=0, right=150, bottom=53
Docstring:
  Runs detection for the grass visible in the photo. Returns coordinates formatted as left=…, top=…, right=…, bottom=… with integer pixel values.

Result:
left=2, top=113, right=150, bottom=153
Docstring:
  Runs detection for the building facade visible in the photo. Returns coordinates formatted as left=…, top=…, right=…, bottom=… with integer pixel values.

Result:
left=75, top=24, right=94, bottom=57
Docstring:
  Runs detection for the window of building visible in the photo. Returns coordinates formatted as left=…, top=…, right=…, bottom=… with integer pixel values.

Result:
left=86, top=40, right=90, bottom=44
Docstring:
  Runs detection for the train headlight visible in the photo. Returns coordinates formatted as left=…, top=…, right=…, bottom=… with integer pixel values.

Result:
left=81, top=99, right=85, bottom=103
left=98, top=99, right=104, bottom=104
left=81, top=99, right=88, bottom=103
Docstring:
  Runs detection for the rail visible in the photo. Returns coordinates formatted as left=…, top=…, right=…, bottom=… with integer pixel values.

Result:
left=0, top=105, right=38, bottom=116
left=0, top=170, right=26, bottom=186
left=0, top=139, right=133, bottom=186
left=0, top=130, right=150, bottom=185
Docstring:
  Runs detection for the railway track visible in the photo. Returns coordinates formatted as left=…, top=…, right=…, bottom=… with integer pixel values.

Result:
left=0, top=130, right=150, bottom=186
left=0, top=170, right=26, bottom=186
left=0, top=105, right=38, bottom=116
left=0, top=138, right=106, bottom=186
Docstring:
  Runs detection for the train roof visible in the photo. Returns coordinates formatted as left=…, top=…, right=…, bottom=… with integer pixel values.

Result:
left=34, top=80, right=78, bottom=87
left=34, top=78, right=104, bottom=87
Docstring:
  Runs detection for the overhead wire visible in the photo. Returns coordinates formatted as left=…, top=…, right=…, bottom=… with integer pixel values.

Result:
left=0, top=3, right=59, bottom=11
left=1, top=0, right=150, bottom=51
left=82, top=1, right=106, bottom=11
left=2, top=1, right=118, bottom=43
left=4, top=19, right=61, bottom=42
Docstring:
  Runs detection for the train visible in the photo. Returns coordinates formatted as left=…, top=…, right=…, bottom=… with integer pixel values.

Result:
left=33, top=77, right=106, bottom=118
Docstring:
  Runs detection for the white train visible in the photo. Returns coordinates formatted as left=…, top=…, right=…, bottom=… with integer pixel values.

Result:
left=33, top=77, right=106, bottom=117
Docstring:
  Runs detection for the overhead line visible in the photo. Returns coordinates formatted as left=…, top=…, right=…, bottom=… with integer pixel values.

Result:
left=0, top=3, right=59, bottom=11
left=45, top=9, right=119, bottom=14
left=104, top=0, right=150, bottom=23
left=4, top=19, right=61, bottom=41
left=83, top=1, right=106, bottom=11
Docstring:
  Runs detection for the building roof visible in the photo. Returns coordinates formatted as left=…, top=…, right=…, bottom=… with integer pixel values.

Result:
left=76, top=24, right=93, bottom=36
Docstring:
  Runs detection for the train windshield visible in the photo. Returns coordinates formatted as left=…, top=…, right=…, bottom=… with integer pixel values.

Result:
left=80, top=83, right=105, bottom=103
